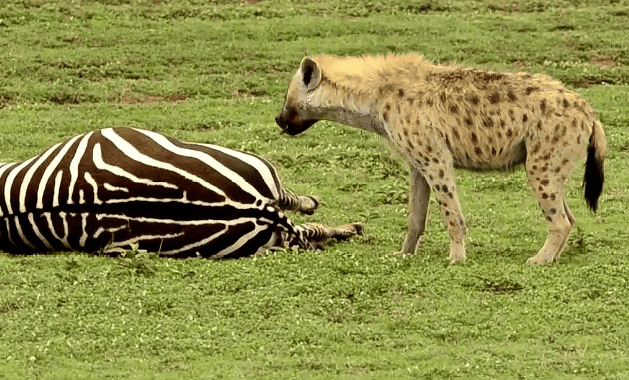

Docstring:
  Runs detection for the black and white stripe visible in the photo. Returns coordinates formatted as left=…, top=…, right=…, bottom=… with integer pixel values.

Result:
left=0, top=127, right=361, bottom=258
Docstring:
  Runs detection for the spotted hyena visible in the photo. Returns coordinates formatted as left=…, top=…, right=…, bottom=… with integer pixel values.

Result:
left=275, top=54, right=606, bottom=264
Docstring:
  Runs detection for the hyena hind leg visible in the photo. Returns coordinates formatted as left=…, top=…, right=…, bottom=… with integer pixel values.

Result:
left=278, top=188, right=319, bottom=215
left=526, top=177, right=573, bottom=265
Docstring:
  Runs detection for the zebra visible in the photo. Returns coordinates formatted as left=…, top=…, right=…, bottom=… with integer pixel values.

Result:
left=0, top=127, right=362, bottom=258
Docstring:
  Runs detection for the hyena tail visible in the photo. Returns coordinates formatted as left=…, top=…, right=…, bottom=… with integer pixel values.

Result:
left=583, top=120, right=606, bottom=212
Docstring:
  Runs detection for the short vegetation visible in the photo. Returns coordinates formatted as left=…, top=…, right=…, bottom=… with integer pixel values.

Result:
left=0, top=0, right=628, bottom=378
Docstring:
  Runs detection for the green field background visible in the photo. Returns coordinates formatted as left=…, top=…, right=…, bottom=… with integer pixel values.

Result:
left=1, top=1, right=629, bottom=379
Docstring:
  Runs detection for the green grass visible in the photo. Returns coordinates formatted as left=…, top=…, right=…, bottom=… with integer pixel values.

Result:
left=1, top=0, right=629, bottom=378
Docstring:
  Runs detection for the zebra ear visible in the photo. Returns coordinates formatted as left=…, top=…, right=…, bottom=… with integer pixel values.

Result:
left=299, top=58, right=321, bottom=91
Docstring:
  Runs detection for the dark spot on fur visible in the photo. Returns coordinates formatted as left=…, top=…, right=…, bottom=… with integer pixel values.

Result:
left=540, top=166, right=547, bottom=173
left=439, top=169, right=445, bottom=178
left=469, top=94, right=480, bottom=106
left=465, top=116, right=473, bottom=126
left=453, top=129, right=460, bottom=140
left=537, top=120, right=542, bottom=130
left=491, top=147, right=497, bottom=155
left=506, top=129, right=513, bottom=137
left=408, top=140, right=415, bottom=149
left=507, top=89, right=517, bottom=102
left=500, top=119, right=505, bottom=127
left=442, top=185, right=449, bottom=193
left=522, top=113, right=528, bottom=123
left=385, top=103, right=391, bottom=111
left=440, top=91, right=447, bottom=103
left=576, top=135, right=581, bottom=144
left=474, top=147, right=483, bottom=155
left=483, top=117, right=493, bottom=128
left=448, top=192, right=454, bottom=199
left=426, top=98, right=434, bottom=106
left=541, top=153, right=550, bottom=161
left=562, top=159, right=569, bottom=165
left=525, top=86, right=539, bottom=95
left=432, top=158, right=439, bottom=163
left=542, top=193, right=548, bottom=199
left=549, top=208, right=556, bottom=215
left=552, top=136, right=559, bottom=144
left=445, top=137, right=453, bottom=152
left=435, top=184, right=440, bottom=191
left=546, top=215, right=552, bottom=222
left=532, top=165, right=538, bottom=170
left=489, top=92, right=501, bottom=104
left=398, top=89, right=405, bottom=97
left=445, top=210, right=450, bottom=216
left=408, top=98, right=415, bottom=106
left=449, top=104, right=459, bottom=114
left=429, top=174, right=434, bottom=180
left=426, top=145, right=433, bottom=153
left=508, top=109, right=515, bottom=121
left=497, top=131, right=502, bottom=138
left=563, top=98, right=570, bottom=108
left=550, top=194, right=556, bottom=201
left=540, top=99, right=547, bottom=113
left=383, top=112, right=389, bottom=122
left=540, top=179, right=549, bottom=186
left=471, top=132, right=478, bottom=144
left=554, top=167, right=561, bottom=173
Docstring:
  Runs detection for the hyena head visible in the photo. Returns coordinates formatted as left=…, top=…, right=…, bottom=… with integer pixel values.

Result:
left=275, top=58, right=322, bottom=136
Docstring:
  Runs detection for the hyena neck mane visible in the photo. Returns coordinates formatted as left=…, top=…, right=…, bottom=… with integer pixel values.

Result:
left=307, top=54, right=436, bottom=138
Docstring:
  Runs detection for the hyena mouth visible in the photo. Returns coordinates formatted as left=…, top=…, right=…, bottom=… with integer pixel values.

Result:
left=275, top=116, right=318, bottom=136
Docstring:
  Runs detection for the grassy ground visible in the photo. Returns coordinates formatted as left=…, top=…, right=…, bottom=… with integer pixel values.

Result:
left=1, top=0, right=629, bottom=378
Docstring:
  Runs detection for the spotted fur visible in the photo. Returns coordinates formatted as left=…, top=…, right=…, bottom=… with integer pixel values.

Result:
left=276, top=54, right=606, bottom=264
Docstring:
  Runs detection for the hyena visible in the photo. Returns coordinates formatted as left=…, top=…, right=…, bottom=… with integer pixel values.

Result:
left=276, top=54, right=606, bottom=264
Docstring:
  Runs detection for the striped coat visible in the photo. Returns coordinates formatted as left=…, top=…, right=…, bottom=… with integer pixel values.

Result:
left=0, top=127, right=361, bottom=258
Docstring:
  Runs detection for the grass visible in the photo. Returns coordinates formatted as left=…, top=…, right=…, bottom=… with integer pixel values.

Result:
left=1, top=0, right=629, bottom=378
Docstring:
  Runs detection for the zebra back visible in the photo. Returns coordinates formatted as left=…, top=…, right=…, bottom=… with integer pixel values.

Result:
left=0, top=127, right=297, bottom=258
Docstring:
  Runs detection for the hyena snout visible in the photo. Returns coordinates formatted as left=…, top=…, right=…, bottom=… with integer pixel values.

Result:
left=275, top=109, right=318, bottom=136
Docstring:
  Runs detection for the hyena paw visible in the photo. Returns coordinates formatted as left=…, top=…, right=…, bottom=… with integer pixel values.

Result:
left=525, top=254, right=556, bottom=265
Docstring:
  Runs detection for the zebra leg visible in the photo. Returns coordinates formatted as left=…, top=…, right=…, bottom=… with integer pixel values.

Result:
left=270, top=222, right=363, bottom=252
left=278, top=188, right=319, bottom=215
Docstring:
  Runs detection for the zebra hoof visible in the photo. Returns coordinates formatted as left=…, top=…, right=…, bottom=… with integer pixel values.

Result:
left=351, top=222, right=364, bottom=236
left=300, top=196, right=320, bottom=215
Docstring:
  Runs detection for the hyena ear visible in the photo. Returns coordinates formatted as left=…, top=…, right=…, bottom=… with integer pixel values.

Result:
left=299, top=57, right=321, bottom=91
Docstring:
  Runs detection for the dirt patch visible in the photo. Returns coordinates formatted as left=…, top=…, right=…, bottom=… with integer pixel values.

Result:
left=232, top=89, right=268, bottom=98
left=590, top=55, right=616, bottom=68
left=120, top=92, right=187, bottom=104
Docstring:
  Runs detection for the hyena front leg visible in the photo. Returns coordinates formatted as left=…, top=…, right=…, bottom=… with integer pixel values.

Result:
left=412, top=157, right=466, bottom=263
left=278, top=188, right=319, bottom=215
left=399, top=167, right=431, bottom=254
